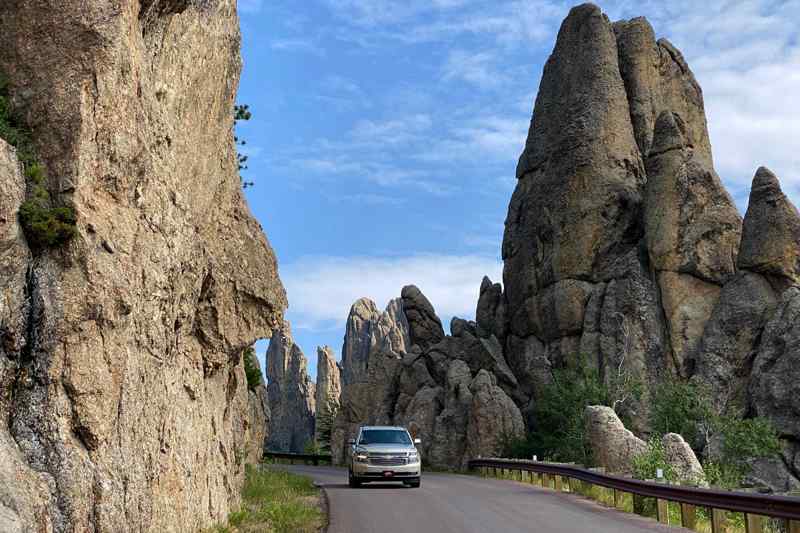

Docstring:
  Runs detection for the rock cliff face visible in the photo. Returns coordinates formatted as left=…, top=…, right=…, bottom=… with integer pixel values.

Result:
left=502, top=3, right=800, bottom=488
left=265, top=322, right=316, bottom=453
left=0, top=1, right=285, bottom=531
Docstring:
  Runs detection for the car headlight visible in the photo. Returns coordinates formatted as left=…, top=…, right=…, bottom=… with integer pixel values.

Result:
left=408, top=452, right=419, bottom=462
left=355, top=453, right=368, bottom=462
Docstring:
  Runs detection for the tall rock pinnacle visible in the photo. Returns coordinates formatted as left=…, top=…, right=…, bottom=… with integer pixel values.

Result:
left=738, top=167, right=800, bottom=284
left=265, top=322, right=316, bottom=453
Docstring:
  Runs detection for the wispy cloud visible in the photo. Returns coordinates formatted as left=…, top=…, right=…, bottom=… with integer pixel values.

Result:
left=282, top=253, right=503, bottom=332
left=443, top=50, right=507, bottom=89
left=270, top=38, right=325, bottom=56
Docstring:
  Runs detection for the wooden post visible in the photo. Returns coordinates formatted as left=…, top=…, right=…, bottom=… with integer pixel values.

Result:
left=680, top=503, right=697, bottom=531
left=554, top=475, right=562, bottom=491
left=613, top=489, right=624, bottom=510
left=656, top=498, right=669, bottom=524
left=567, top=477, right=573, bottom=493
left=711, top=508, right=727, bottom=533
left=788, top=520, right=800, bottom=533
left=744, top=514, right=763, bottom=533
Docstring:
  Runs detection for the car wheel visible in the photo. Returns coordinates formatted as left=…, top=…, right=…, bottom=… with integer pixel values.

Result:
left=348, top=470, right=361, bottom=488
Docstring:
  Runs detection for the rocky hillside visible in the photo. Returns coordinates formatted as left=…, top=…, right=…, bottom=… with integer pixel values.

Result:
left=0, top=1, right=285, bottom=532
left=321, top=3, right=800, bottom=489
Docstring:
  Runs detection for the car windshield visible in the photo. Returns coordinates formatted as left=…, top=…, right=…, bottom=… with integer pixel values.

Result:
left=359, top=429, right=412, bottom=445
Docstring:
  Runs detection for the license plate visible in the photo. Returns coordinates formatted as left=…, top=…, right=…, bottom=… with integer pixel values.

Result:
left=383, top=471, right=394, bottom=477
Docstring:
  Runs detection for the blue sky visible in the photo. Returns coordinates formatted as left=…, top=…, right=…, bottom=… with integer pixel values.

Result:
left=237, top=0, right=800, bottom=379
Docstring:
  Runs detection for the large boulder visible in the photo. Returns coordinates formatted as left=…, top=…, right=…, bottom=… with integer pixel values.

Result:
left=465, top=370, right=525, bottom=463
left=401, top=285, right=445, bottom=350
left=663, top=433, right=706, bottom=486
left=585, top=406, right=647, bottom=476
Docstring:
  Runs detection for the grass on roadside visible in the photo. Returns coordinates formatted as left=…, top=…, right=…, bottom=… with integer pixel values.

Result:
left=208, top=465, right=324, bottom=533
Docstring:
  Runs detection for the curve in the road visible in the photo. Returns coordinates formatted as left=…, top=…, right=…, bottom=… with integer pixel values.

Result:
left=283, top=465, right=690, bottom=533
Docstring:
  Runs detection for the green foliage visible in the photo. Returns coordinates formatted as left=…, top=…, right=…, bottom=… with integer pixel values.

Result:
left=716, top=415, right=782, bottom=462
left=243, top=347, right=262, bottom=391
left=648, top=378, right=712, bottom=449
left=703, top=416, right=782, bottom=489
left=632, top=438, right=675, bottom=482
left=303, top=440, right=321, bottom=455
left=501, top=361, right=625, bottom=464
left=703, top=461, right=747, bottom=490
left=647, top=377, right=781, bottom=489
left=1, top=71, right=76, bottom=250
left=18, top=195, right=77, bottom=249
left=234, top=104, right=254, bottom=188
left=314, top=398, right=339, bottom=454
left=210, top=466, right=323, bottom=533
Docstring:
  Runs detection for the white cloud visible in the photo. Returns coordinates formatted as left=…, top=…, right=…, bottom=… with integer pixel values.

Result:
left=270, top=38, right=325, bottom=56
left=281, top=254, right=502, bottom=331
left=443, top=50, right=507, bottom=89
left=418, top=115, right=528, bottom=164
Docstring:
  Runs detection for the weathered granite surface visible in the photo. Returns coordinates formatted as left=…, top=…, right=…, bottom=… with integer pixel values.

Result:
left=0, top=1, right=284, bottom=531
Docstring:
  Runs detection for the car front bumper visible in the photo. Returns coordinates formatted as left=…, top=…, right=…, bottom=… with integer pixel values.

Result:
left=352, top=460, right=421, bottom=479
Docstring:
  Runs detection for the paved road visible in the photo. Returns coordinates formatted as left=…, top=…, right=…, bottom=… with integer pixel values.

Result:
left=282, top=465, right=689, bottom=533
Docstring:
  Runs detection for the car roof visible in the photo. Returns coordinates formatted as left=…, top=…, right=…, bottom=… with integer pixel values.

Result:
left=359, top=426, right=408, bottom=431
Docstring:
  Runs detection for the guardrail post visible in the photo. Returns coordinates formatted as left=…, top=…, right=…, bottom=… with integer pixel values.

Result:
left=744, top=514, right=763, bottom=533
left=656, top=497, right=669, bottom=525
left=554, top=475, right=562, bottom=491
left=613, top=489, right=624, bottom=510
left=567, top=477, right=573, bottom=493
left=788, top=519, right=800, bottom=533
left=680, top=503, right=696, bottom=531
left=711, top=508, right=727, bottom=533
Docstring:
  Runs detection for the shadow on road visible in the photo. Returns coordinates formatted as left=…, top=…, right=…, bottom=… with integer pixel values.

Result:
left=323, top=483, right=414, bottom=490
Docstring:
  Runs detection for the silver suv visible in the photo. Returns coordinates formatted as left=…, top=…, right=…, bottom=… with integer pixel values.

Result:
left=347, top=426, right=421, bottom=488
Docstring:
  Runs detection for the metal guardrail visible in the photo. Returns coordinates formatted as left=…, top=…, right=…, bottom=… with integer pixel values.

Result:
left=264, top=451, right=333, bottom=466
left=468, top=458, right=800, bottom=532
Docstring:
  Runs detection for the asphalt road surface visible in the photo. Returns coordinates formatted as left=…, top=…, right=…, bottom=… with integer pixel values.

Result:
left=283, top=465, right=689, bottom=533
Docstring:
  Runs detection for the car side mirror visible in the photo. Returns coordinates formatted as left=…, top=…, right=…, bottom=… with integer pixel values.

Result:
left=414, top=438, right=421, bottom=445
left=348, top=438, right=355, bottom=445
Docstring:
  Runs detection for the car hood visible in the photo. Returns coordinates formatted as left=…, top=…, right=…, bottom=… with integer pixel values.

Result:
left=358, top=444, right=417, bottom=454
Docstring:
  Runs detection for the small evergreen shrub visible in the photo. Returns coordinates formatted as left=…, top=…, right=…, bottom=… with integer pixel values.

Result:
left=314, top=398, right=339, bottom=453
left=1, top=72, right=76, bottom=250
left=632, top=438, right=675, bottom=482
left=243, top=347, right=262, bottom=391
left=648, top=378, right=712, bottom=449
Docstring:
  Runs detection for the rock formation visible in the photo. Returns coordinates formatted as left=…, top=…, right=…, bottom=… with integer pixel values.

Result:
left=585, top=406, right=648, bottom=476
left=585, top=406, right=705, bottom=484
left=265, top=322, right=316, bottom=453
left=0, top=1, right=285, bottom=531
left=501, top=3, right=800, bottom=488
left=246, top=348, right=271, bottom=455
left=331, top=298, right=410, bottom=464
left=332, top=286, right=524, bottom=468
left=315, top=345, right=342, bottom=414
left=663, top=433, right=706, bottom=486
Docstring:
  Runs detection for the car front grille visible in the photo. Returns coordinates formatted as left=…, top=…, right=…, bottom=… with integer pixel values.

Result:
left=368, top=454, right=408, bottom=466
